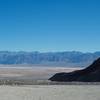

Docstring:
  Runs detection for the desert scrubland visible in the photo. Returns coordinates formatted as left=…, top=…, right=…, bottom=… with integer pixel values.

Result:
left=0, top=66, right=99, bottom=100
left=0, top=85, right=100, bottom=100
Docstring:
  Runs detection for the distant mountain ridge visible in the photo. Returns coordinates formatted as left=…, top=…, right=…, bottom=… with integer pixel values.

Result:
left=0, top=51, right=100, bottom=67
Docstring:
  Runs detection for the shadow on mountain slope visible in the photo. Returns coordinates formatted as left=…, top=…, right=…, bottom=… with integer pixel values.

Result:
left=49, top=58, right=100, bottom=82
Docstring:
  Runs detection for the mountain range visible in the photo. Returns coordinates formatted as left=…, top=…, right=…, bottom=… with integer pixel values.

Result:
left=0, top=51, right=100, bottom=67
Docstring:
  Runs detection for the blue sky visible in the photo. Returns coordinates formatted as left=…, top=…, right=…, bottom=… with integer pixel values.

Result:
left=0, top=0, right=100, bottom=52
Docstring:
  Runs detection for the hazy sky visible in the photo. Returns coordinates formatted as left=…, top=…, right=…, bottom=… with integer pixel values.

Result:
left=0, top=0, right=100, bottom=52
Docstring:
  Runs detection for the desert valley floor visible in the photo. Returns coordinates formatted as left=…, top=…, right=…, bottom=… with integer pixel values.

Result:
left=0, top=85, right=100, bottom=100
left=0, top=66, right=81, bottom=80
left=0, top=66, right=99, bottom=100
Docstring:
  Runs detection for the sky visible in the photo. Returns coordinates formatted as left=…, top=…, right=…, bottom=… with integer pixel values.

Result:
left=0, top=0, right=100, bottom=52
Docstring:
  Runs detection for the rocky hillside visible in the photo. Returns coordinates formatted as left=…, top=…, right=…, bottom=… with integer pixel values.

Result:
left=49, top=58, right=100, bottom=82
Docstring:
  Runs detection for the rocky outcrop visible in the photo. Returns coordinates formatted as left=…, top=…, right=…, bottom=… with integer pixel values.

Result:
left=49, top=58, right=100, bottom=82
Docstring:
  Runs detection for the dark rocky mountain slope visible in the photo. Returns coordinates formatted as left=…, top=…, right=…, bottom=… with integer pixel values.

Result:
left=49, top=58, right=100, bottom=82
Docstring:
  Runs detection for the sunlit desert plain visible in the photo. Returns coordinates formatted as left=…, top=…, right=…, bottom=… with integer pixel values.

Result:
left=0, top=85, right=100, bottom=100
left=0, top=66, right=99, bottom=100
left=0, top=65, right=80, bottom=80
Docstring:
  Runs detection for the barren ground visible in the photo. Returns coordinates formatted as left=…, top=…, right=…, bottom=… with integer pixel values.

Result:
left=0, top=66, right=81, bottom=80
left=0, top=85, right=100, bottom=100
